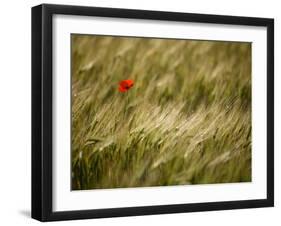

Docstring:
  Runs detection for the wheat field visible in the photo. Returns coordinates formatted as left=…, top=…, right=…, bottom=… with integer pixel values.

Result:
left=71, top=34, right=251, bottom=190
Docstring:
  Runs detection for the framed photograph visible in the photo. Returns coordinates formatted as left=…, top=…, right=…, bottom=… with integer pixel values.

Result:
left=32, top=4, right=274, bottom=221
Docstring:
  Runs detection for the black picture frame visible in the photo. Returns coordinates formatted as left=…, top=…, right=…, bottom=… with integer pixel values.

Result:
left=32, top=3, right=274, bottom=222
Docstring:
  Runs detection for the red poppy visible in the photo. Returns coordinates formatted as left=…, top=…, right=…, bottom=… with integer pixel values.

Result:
left=118, top=79, right=134, bottom=92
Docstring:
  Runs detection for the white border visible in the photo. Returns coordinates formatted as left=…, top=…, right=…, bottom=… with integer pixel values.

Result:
left=53, top=15, right=267, bottom=211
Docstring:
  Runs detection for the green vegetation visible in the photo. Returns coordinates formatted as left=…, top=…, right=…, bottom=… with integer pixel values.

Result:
left=71, top=35, right=251, bottom=190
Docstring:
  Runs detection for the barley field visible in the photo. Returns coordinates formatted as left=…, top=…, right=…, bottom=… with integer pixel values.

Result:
left=71, top=34, right=251, bottom=190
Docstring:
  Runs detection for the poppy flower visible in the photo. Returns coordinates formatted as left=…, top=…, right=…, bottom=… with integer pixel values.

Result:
left=118, top=79, right=134, bottom=92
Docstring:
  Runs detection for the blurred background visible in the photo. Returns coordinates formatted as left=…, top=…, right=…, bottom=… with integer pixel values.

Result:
left=71, top=35, right=252, bottom=190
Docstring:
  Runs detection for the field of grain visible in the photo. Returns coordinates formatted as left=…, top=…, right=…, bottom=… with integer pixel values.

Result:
left=71, top=35, right=251, bottom=190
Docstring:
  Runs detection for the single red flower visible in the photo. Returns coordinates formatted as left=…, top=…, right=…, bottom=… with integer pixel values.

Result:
left=118, top=79, right=134, bottom=92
